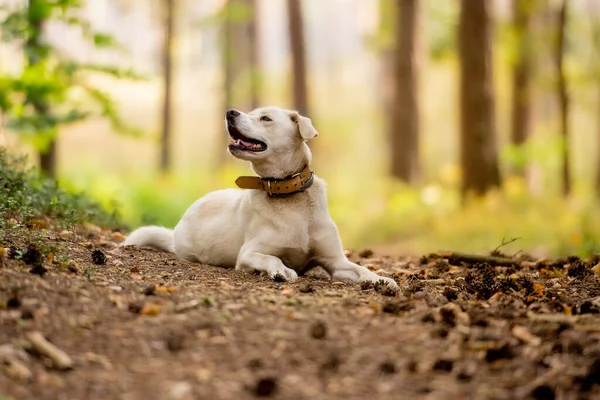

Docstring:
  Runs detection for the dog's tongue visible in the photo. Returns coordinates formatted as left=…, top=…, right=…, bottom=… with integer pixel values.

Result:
left=238, top=139, right=254, bottom=147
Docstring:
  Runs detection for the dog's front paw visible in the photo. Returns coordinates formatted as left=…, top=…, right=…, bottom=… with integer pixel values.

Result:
left=269, top=266, right=298, bottom=282
left=373, top=276, right=399, bottom=290
left=360, top=272, right=398, bottom=289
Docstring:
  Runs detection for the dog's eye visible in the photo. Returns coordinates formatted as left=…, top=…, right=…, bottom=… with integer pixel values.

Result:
left=260, top=116, right=272, bottom=122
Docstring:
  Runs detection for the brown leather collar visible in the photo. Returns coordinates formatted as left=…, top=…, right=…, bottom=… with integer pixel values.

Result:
left=235, top=165, right=314, bottom=196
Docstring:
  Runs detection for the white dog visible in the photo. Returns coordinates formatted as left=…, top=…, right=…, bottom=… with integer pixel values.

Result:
left=124, top=107, right=397, bottom=288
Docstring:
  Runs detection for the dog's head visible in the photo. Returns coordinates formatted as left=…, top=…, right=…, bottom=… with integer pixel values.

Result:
left=225, top=107, right=318, bottom=178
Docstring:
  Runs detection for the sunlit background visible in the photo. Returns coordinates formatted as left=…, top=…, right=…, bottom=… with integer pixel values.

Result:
left=1, top=0, right=600, bottom=257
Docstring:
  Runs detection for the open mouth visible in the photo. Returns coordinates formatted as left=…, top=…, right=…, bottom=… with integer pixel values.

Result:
left=227, top=123, right=267, bottom=152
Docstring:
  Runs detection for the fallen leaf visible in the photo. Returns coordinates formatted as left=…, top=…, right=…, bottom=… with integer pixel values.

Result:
left=108, top=294, right=126, bottom=309
left=488, top=292, right=503, bottom=303
left=526, top=295, right=536, bottom=303
left=449, top=266, right=462, bottom=274
left=140, top=303, right=161, bottom=316
left=533, top=283, right=545, bottom=296
left=83, top=223, right=102, bottom=233
left=27, top=219, right=48, bottom=229
left=155, top=286, right=177, bottom=294
left=219, top=281, right=234, bottom=290
left=111, top=232, right=126, bottom=241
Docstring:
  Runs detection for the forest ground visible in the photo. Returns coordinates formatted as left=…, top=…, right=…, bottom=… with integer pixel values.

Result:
left=2, top=222, right=600, bottom=400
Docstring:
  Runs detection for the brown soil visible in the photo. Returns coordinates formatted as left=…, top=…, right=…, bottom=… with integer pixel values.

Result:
left=2, top=224, right=600, bottom=400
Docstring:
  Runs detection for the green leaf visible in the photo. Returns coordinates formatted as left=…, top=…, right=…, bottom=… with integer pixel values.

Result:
left=93, top=33, right=117, bottom=48
left=0, top=0, right=141, bottom=147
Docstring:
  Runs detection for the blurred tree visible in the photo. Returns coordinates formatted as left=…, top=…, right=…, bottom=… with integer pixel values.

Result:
left=371, top=0, right=394, bottom=147
left=223, top=0, right=235, bottom=116
left=458, top=0, right=500, bottom=197
left=555, top=0, right=570, bottom=196
left=160, top=0, right=175, bottom=174
left=510, top=0, right=534, bottom=176
left=390, top=0, right=419, bottom=183
left=593, top=8, right=600, bottom=197
left=597, top=86, right=600, bottom=196
left=25, top=0, right=55, bottom=176
left=287, top=0, right=308, bottom=117
left=248, top=0, right=260, bottom=110
left=0, top=0, right=139, bottom=178
left=219, top=0, right=256, bottom=166
left=222, top=0, right=256, bottom=112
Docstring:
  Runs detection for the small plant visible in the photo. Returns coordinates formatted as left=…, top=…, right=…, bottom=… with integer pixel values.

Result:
left=83, top=267, right=96, bottom=279
left=0, top=149, right=126, bottom=231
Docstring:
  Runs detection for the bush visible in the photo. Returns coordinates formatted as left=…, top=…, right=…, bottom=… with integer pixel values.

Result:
left=0, top=149, right=126, bottom=232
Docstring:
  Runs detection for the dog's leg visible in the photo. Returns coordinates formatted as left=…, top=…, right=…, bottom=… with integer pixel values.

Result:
left=312, top=218, right=398, bottom=288
left=237, top=251, right=299, bottom=282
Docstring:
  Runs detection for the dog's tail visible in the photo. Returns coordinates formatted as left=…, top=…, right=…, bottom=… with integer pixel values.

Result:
left=122, top=226, right=175, bottom=253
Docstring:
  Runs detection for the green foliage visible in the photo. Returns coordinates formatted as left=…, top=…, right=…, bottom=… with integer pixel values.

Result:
left=422, top=1, right=457, bottom=62
left=194, top=0, right=252, bottom=29
left=0, top=149, right=126, bottom=234
left=366, top=0, right=457, bottom=62
left=365, top=0, right=395, bottom=53
left=0, top=0, right=142, bottom=151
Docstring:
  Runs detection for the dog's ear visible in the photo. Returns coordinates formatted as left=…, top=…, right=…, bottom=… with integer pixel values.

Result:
left=289, top=111, right=318, bottom=141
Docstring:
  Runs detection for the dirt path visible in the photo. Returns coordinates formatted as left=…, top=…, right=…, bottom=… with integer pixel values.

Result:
left=2, top=225, right=600, bottom=400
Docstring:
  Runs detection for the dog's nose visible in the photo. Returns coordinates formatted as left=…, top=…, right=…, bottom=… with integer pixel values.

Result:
left=226, top=109, right=240, bottom=119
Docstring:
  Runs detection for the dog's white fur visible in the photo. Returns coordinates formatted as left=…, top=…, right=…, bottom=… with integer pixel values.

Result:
left=124, top=107, right=397, bottom=287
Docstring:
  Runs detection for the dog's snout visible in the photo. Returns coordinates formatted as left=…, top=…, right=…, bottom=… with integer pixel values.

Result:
left=226, top=109, right=240, bottom=119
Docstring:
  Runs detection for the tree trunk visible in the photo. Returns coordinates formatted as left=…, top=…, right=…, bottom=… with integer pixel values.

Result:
left=27, top=0, right=56, bottom=178
left=510, top=0, right=533, bottom=176
left=595, top=19, right=600, bottom=197
left=458, top=0, right=500, bottom=197
left=223, top=0, right=234, bottom=113
left=287, top=0, right=308, bottom=117
left=597, top=87, right=600, bottom=196
left=39, top=141, right=57, bottom=176
left=556, top=0, right=570, bottom=196
left=220, top=0, right=236, bottom=167
left=248, top=0, right=260, bottom=110
left=390, top=0, right=419, bottom=183
left=160, top=0, right=175, bottom=174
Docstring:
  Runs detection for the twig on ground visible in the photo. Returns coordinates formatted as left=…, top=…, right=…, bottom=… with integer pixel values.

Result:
left=0, top=344, right=32, bottom=381
left=26, top=331, right=74, bottom=370
left=526, top=311, right=578, bottom=324
left=174, top=299, right=201, bottom=313
left=430, top=251, right=521, bottom=267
